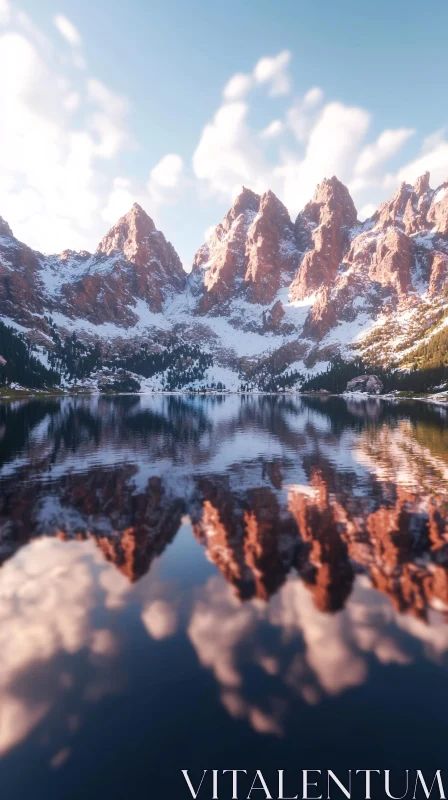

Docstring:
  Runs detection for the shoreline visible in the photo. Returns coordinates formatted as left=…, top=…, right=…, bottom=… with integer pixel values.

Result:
left=1, top=387, right=447, bottom=406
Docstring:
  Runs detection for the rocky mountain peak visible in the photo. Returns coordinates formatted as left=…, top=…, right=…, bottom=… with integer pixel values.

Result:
left=244, top=189, right=299, bottom=304
left=258, top=189, right=289, bottom=218
left=311, top=175, right=358, bottom=222
left=0, top=216, right=14, bottom=239
left=291, top=177, right=357, bottom=301
left=231, top=186, right=260, bottom=216
left=374, top=181, right=413, bottom=231
left=96, top=203, right=157, bottom=260
left=61, top=202, right=187, bottom=319
left=413, top=171, right=430, bottom=196
left=192, top=187, right=300, bottom=309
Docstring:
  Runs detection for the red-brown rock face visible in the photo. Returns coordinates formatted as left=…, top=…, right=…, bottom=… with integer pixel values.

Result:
left=244, top=190, right=299, bottom=304
left=428, top=252, right=448, bottom=296
left=192, top=478, right=298, bottom=602
left=93, top=203, right=186, bottom=314
left=402, top=172, right=434, bottom=234
left=371, top=171, right=448, bottom=241
left=288, top=475, right=354, bottom=613
left=191, top=188, right=259, bottom=313
left=367, top=226, right=415, bottom=296
left=191, top=187, right=299, bottom=311
left=0, top=220, right=48, bottom=326
left=290, top=176, right=358, bottom=301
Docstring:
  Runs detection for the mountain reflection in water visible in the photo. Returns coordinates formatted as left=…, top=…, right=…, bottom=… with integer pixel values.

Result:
left=0, top=394, right=447, bottom=798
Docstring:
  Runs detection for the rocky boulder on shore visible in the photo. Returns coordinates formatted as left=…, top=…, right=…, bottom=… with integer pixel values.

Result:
left=345, top=375, right=384, bottom=394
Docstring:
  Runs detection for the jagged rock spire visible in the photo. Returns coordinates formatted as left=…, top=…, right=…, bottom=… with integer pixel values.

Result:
left=96, top=203, right=157, bottom=258
left=192, top=187, right=299, bottom=310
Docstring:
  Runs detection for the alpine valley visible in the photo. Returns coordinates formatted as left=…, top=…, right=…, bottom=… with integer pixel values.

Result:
left=1, top=170, right=448, bottom=394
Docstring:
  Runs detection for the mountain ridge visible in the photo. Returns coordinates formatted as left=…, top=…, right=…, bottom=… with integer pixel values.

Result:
left=1, top=171, right=448, bottom=392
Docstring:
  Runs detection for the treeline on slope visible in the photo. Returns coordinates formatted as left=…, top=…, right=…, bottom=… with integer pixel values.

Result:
left=0, top=321, right=60, bottom=388
left=302, top=354, right=448, bottom=394
left=115, top=342, right=214, bottom=389
left=239, top=368, right=303, bottom=393
left=45, top=321, right=215, bottom=389
left=46, top=319, right=102, bottom=380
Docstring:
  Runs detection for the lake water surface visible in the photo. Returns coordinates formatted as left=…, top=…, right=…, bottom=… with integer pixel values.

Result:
left=0, top=395, right=447, bottom=799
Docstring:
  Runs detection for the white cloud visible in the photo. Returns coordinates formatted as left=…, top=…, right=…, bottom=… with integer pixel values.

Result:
left=286, top=86, right=324, bottom=143
left=150, top=153, right=183, bottom=189
left=204, top=224, right=215, bottom=241
left=141, top=600, right=177, bottom=640
left=187, top=568, right=444, bottom=736
left=395, top=138, right=448, bottom=189
left=0, top=0, right=10, bottom=24
left=87, top=78, right=130, bottom=159
left=355, top=128, right=415, bottom=176
left=192, top=101, right=267, bottom=199
left=222, top=50, right=292, bottom=103
left=0, top=15, right=134, bottom=253
left=63, top=91, right=80, bottom=112
left=260, top=119, right=283, bottom=139
left=194, top=61, right=436, bottom=228
left=303, top=86, right=324, bottom=107
left=147, top=152, right=184, bottom=208
left=253, top=49, right=291, bottom=96
left=102, top=177, right=135, bottom=224
left=358, top=203, right=377, bottom=221
left=53, top=14, right=81, bottom=47
left=0, top=538, right=117, bottom=757
left=280, top=102, right=371, bottom=215
left=223, top=72, right=252, bottom=101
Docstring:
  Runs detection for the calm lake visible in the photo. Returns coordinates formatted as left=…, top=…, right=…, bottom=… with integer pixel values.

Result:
left=0, top=394, right=447, bottom=799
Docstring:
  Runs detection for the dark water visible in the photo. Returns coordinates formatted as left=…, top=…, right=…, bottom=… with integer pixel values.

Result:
left=0, top=394, right=448, bottom=799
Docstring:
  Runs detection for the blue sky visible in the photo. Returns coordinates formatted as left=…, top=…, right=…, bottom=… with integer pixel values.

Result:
left=1, top=0, right=448, bottom=265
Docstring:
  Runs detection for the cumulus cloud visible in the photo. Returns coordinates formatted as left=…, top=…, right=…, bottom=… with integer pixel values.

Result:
left=187, top=568, right=448, bottom=737
left=197, top=61, right=434, bottom=224
left=150, top=153, right=183, bottom=189
left=0, top=9, right=141, bottom=252
left=193, top=91, right=375, bottom=216
left=355, top=128, right=415, bottom=176
left=280, top=102, right=371, bottom=216
left=358, top=203, right=377, bottom=221
left=204, top=224, right=216, bottom=241
left=223, top=72, right=253, bottom=101
left=192, top=101, right=268, bottom=199
left=147, top=152, right=184, bottom=208
left=87, top=78, right=130, bottom=159
left=394, top=137, right=448, bottom=189
left=141, top=600, right=177, bottom=640
left=0, top=538, right=118, bottom=756
left=102, top=177, right=135, bottom=224
left=0, top=31, right=98, bottom=250
left=253, top=50, right=291, bottom=96
left=53, top=14, right=81, bottom=47
left=286, top=87, right=324, bottom=143
left=303, top=86, right=324, bottom=107
left=222, top=50, right=292, bottom=102
left=0, top=0, right=10, bottom=24
left=260, top=119, right=283, bottom=139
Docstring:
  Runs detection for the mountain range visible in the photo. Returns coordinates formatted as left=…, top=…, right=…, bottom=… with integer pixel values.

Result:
left=1, top=170, right=447, bottom=391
